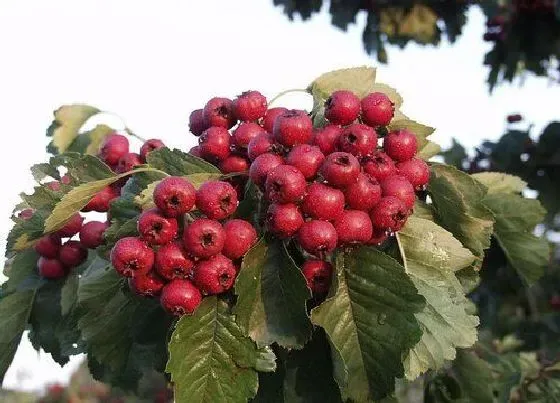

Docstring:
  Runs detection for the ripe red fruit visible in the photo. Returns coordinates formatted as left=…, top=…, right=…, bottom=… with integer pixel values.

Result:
left=247, top=132, right=277, bottom=161
left=199, top=126, right=232, bottom=161
left=233, top=91, right=268, bottom=121
left=265, top=165, right=306, bottom=204
left=334, top=210, right=373, bottom=244
left=155, top=241, right=194, bottom=280
left=18, top=208, right=34, bottom=220
left=397, top=158, right=430, bottom=190
left=298, top=220, right=338, bottom=256
left=507, top=114, right=523, bottom=123
left=363, top=151, right=397, bottom=181
left=46, top=181, right=61, bottom=192
left=153, top=176, right=196, bottom=217
left=266, top=203, right=304, bottom=238
left=82, top=185, right=119, bottom=212
left=361, top=92, right=394, bottom=127
left=128, top=271, right=165, bottom=297
left=79, top=221, right=108, bottom=249
left=99, top=133, right=130, bottom=166
left=220, top=155, right=250, bottom=174
left=273, top=109, right=313, bottom=147
left=262, top=107, right=288, bottom=133
left=380, top=175, right=416, bottom=209
left=344, top=173, right=382, bottom=211
left=313, top=125, right=343, bottom=155
left=116, top=152, right=142, bottom=173
left=324, top=90, right=361, bottom=125
left=370, top=196, right=409, bottom=233
left=58, top=240, right=88, bottom=268
left=193, top=254, right=236, bottom=295
left=302, top=260, right=333, bottom=294
left=183, top=219, right=225, bottom=258
left=320, top=152, right=360, bottom=188
left=140, top=139, right=165, bottom=161
left=189, top=145, right=203, bottom=158
left=339, top=124, right=378, bottom=158
left=110, top=237, right=155, bottom=277
left=301, top=183, right=345, bottom=221
left=248, top=153, right=284, bottom=187
left=203, top=97, right=237, bottom=129
left=160, top=279, right=202, bottom=316
left=286, top=144, right=325, bottom=179
left=138, top=208, right=179, bottom=245
left=384, top=129, right=418, bottom=162
left=34, top=234, right=62, bottom=258
left=196, top=181, right=238, bottom=220
left=222, top=219, right=257, bottom=260
left=233, top=122, right=266, bottom=149
left=56, top=213, right=84, bottom=237
left=189, top=109, right=208, bottom=136
left=37, top=257, right=66, bottom=279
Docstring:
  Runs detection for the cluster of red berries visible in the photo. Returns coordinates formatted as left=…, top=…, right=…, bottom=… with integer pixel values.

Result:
left=109, top=176, right=257, bottom=316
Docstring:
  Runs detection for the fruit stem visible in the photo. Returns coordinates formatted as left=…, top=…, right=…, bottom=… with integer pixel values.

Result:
left=268, top=88, right=310, bottom=107
left=125, top=127, right=148, bottom=143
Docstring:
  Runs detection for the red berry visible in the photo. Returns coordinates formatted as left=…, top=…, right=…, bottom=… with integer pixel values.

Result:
left=140, top=139, right=165, bottom=161
left=363, top=151, right=397, bottom=181
left=110, top=237, right=155, bottom=277
left=313, top=125, right=343, bottom=155
left=79, top=221, right=108, bottom=249
left=128, top=271, right=165, bottom=297
left=370, top=196, right=409, bottom=233
left=384, top=129, right=418, bottom=162
left=248, top=153, right=284, bottom=187
left=34, top=234, right=62, bottom=258
left=286, top=144, right=325, bottom=179
left=266, top=203, right=304, bottom=238
left=233, top=91, right=268, bottom=121
left=199, top=126, right=232, bottom=161
left=196, top=181, right=238, bottom=220
left=301, top=183, right=345, bottom=221
left=344, top=173, right=382, bottom=211
left=189, top=109, right=208, bottom=136
left=56, top=213, right=84, bottom=237
left=193, top=254, right=236, bottom=295
left=367, top=229, right=389, bottom=246
left=334, top=210, right=373, bottom=245
left=324, top=90, right=361, bottom=125
left=262, top=107, right=287, bottom=133
left=302, top=260, right=333, bottom=294
left=58, top=240, right=88, bottom=268
left=203, top=97, right=237, bottom=129
left=183, top=219, right=225, bottom=258
left=46, top=181, right=61, bottom=192
left=298, top=220, right=338, bottom=256
left=247, top=132, right=277, bottom=161
left=189, top=145, right=203, bottom=158
left=37, top=257, right=66, bottom=279
left=160, top=279, right=202, bottom=316
left=60, top=174, right=72, bottom=185
left=82, top=185, right=119, bottom=212
left=320, top=152, right=360, bottom=188
left=222, top=219, right=257, bottom=260
left=18, top=208, right=34, bottom=220
left=397, top=158, right=430, bottom=190
left=138, top=208, right=179, bottom=245
left=507, top=114, right=523, bottom=123
left=265, top=165, right=306, bottom=204
left=99, top=133, right=129, bottom=166
left=153, top=176, right=196, bottom=217
left=233, top=122, right=266, bottom=149
left=116, top=152, right=142, bottom=173
left=220, top=155, right=250, bottom=174
left=380, top=175, right=416, bottom=209
left=155, top=241, right=194, bottom=280
left=361, top=92, right=394, bottom=127
left=550, top=295, right=560, bottom=311
left=273, top=109, right=313, bottom=147
left=339, top=124, right=378, bottom=158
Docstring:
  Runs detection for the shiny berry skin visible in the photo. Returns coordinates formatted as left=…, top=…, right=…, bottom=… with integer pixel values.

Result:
left=82, top=185, right=119, bottom=212
left=183, top=219, right=225, bottom=259
left=155, top=241, right=194, bottom=280
left=128, top=271, right=165, bottom=297
left=339, top=124, right=378, bottom=158
left=266, top=203, right=304, bottom=238
left=301, top=183, right=345, bottom=221
left=334, top=210, right=373, bottom=244
left=248, top=153, right=284, bottom=187
left=79, top=221, right=108, bottom=249
left=320, top=152, right=360, bottom=188
left=380, top=175, right=416, bottom=209
left=116, top=152, right=142, bottom=173
left=233, top=122, right=266, bottom=149
left=140, top=139, right=165, bottom=161
left=361, top=92, right=394, bottom=127
left=220, top=155, right=250, bottom=174
left=324, top=90, right=361, bottom=125
left=313, top=125, right=343, bottom=155
left=56, top=213, right=84, bottom=237
left=397, top=158, right=430, bottom=190
left=233, top=91, right=268, bottom=121
left=110, top=237, right=155, bottom=277
left=384, top=129, right=418, bottom=162
left=370, top=196, right=409, bottom=233
left=34, top=235, right=62, bottom=258
left=202, top=97, right=237, bottom=129
left=37, top=257, right=66, bottom=279
left=298, top=220, right=338, bottom=256
left=160, top=279, right=202, bottom=316
left=344, top=173, right=382, bottom=211
left=138, top=208, right=178, bottom=245
left=302, top=260, right=333, bottom=294
left=189, top=109, right=208, bottom=136
left=273, top=109, right=313, bottom=147
left=153, top=176, right=196, bottom=217
left=59, top=240, right=88, bottom=268
left=99, top=133, right=130, bottom=166
left=222, top=219, right=258, bottom=260
left=199, top=126, right=232, bottom=161
left=265, top=165, right=306, bottom=204
left=189, top=146, right=203, bottom=158
left=196, top=181, right=238, bottom=220
left=286, top=144, right=325, bottom=179
left=363, top=151, right=397, bottom=181
left=247, top=132, right=277, bottom=161
left=193, top=254, right=236, bottom=295
left=262, top=107, right=288, bottom=133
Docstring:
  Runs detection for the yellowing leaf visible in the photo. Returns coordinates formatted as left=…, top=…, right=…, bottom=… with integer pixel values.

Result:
left=418, top=141, right=441, bottom=160
left=13, top=234, right=35, bottom=252
left=47, top=104, right=101, bottom=154
left=84, top=124, right=115, bottom=155
left=472, top=172, right=527, bottom=194
left=308, top=67, right=377, bottom=100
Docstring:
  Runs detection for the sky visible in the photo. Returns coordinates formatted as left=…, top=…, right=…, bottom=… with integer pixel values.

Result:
left=0, top=0, right=559, bottom=393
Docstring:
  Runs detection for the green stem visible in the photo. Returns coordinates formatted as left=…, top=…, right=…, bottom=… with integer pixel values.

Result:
left=268, top=88, right=310, bottom=107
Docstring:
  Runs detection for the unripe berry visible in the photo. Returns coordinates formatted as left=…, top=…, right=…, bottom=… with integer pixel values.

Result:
left=262, top=107, right=288, bottom=133
left=56, top=213, right=84, bottom=237
left=273, top=109, right=313, bottom=147
left=297, top=220, right=338, bottom=256
left=35, top=235, right=62, bottom=258
left=116, top=152, right=142, bottom=173
left=193, top=254, right=237, bottom=295
left=384, top=129, right=418, bottom=162
left=189, top=109, right=208, bottom=136
left=233, top=91, right=268, bottom=121
left=37, top=257, right=66, bottom=279
left=397, top=158, right=430, bottom=190
left=128, top=271, right=165, bottom=297
left=302, top=260, right=333, bottom=294
left=313, top=125, right=343, bottom=155
left=160, top=279, right=202, bottom=316
left=380, top=175, right=416, bottom=209
left=344, top=173, right=382, bottom=211
left=140, top=139, right=165, bottom=161
left=222, top=219, right=258, bottom=260
left=138, top=208, right=178, bottom=245
left=59, top=240, right=88, bottom=268
left=266, top=203, right=304, bottom=238
left=370, top=196, right=409, bottom=233
left=247, top=132, right=277, bottom=161
left=233, top=122, right=266, bottom=149
left=361, top=92, right=394, bottom=127
left=153, top=176, right=196, bottom=217
left=248, top=153, right=284, bottom=187
left=220, top=155, right=250, bottom=174
left=196, top=181, right=238, bottom=220
left=325, top=90, right=361, bottom=125
left=99, top=133, right=130, bottom=166
left=183, top=219, right=225, bottom=259
left=265, top=165, right=307, bottom=204
left=339, top=124, right=378, bottom=158
left=334, top=210, right=373, bottom=245
left=82, top=185, right=119, bottom=212
left=301, top=183, right=345, bottom=221
left=363, top=151, right=397, bottom=181
left=286, top=144, right=325, bottom=179
left=320, top=152, right=360, bottom=188
left=155, top=241, right=194, bottom=280
left=189, top=145, right=203, bottom=158
left=110, top=237, right=154, bottom=277
left=199, top=127, right=232, bottom=161
left=79, top=221, right=108, bottom=249
left=203, top=97, right=237, bottom=129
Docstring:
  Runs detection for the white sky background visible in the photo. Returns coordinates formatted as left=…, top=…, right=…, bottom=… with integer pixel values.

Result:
left=0, top=0, right=559, bottom=393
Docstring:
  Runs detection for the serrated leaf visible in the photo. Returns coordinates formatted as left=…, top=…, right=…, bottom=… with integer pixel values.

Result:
left=311, top=247, right=425, bottom=401
left=166, top=296, right=276, bottom=403
left=47, top=104, right=101, bottom=154
left=370, top=83, right=403, bottom=109
left=397, top=217, right=479, bottom=380
left=451, top=349, right=494, bottom=403
left=308, top=67, right=377, bottom=100
left=31, top=163, right=61, bottom=182
left=50, top=153, right=115, bottom=182
left=472, top=172, right=527, bottom=194
left=418, top=141, right=441, bottom=160
left=234, top=239, right=312, bottom=349
left=146, top=147, right=220, bottom=176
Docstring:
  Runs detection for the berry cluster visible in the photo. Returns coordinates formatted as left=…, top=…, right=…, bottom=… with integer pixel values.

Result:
left=109, top=176, right=257, bottom=316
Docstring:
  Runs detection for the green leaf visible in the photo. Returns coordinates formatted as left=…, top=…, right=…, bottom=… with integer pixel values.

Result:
left=451, top=349, right=494, bottom=403
left=418, top=141, right=442, bottom=160
left=46, top=104, right=101, bottom=154
left=413, top=201, right=434, bottom=221
left=234, top=239, right=312, bottom=349
left=61, top=273, right=79, bottom=316
left=147, top=147, right=220, bottom=176
left=30, top=162, right=61, bottom=182
left=308, top=67, right=377, bottom=100
left=166, top=296, right=276, bottom=403
left=472, top=172, right=527, bottom=194
left=3, top=249, right=40, bottom=293
left=50, top=153, right=114, bottom=182
left=66, top=124, right=115, bottom=156
left=311, top=247, right=425, bottom=401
